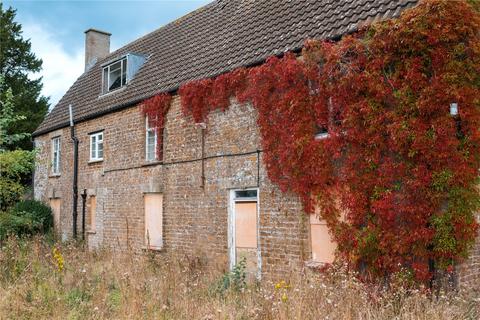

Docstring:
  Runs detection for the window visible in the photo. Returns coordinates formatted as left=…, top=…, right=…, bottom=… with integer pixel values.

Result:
left=89, top=132, right=104, bottom=161
left=314, top=124, right=329, bottom=140
left=101, top=54, right=146, bottom=95
left=145, top=117, right=157, bottom=161
left=144, top=193, right=163, bottom=249
left=102, top=57, right=127, bottom=93
left=51, top=136, right=61, bottom=175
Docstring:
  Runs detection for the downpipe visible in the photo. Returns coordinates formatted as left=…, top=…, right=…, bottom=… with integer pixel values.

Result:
left=69, top=105, right=79, bottom=239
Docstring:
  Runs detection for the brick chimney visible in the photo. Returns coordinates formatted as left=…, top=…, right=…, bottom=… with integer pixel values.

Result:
left=84, top=28, right=111, bottom=71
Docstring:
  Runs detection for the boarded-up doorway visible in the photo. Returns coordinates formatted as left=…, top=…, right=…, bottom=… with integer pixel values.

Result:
left=229, top=189, right=260, bottom=278
left=49, top=198, right=61, bottom=236
left=144, top=193, right=163, bottom=250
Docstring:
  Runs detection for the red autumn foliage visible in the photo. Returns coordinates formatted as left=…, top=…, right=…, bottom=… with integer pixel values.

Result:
left=139, top=93, right=172, bottom=160
left=176, top=0, right=480, bottom=281
left=179, top=69, right=248, bottom=123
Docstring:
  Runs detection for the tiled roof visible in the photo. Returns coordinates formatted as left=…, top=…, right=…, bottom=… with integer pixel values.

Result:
left=33, top=0, right=418, bottom=136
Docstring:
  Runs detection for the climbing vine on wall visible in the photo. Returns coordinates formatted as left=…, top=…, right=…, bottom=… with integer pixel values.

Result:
left=145, top=0, right=480, bottom=281
left=301, top=0, right=480, bottom=280
left=139, top=93, right=172, bottom=159
left=179, top=69, right=248, bottom=123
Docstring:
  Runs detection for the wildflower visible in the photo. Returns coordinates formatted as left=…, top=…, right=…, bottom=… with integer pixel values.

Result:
left=274, top=280, right=290, bottom=290
left=52, top=246, right=64, bottom=272
left=274, top=280, right=290, bottom=303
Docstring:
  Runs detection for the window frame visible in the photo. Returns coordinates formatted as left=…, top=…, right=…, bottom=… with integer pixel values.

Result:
left=145, top=116, right=158, bottom=162
left=89, top=131, right=104, bottom=162
left=102, top=56, right=127, bottom=93
left=51, top=136, right=61, bottom=175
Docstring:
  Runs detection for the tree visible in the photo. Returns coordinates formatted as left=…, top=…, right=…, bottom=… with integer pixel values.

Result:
left=0, top=75, right=35, bottom=211
left=0, top=3, right=49, bottom=150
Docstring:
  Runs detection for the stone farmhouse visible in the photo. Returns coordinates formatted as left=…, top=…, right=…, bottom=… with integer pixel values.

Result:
left=32, top=0, right=478, bottom=283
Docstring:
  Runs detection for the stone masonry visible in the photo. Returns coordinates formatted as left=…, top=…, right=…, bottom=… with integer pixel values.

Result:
left=34, top=97, right=309, bottom=278
left=34, top=95, right=479, bottom=285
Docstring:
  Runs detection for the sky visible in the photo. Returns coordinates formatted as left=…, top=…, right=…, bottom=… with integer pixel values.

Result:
left=3, top=0, right=211, bottom=107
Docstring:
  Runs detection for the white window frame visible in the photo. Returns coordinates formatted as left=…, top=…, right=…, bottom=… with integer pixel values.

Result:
left=51, top=136, right=61, bottom=175
left=89, top=132, right=104, bottom=162
left=102, top=57, right=127, bottom=93
left=145, top=116, right=158, bottom=162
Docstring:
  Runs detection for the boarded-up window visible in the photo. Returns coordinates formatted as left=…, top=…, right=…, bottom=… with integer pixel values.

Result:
left=310, top=212, right=336, bottom=263
left=235, top=202, right=258, bottom=248
left=88, top=196, right=96, bottom=232
left=50, top=198, right=61, bottom=235
left=145, top=193, right=163, bottom=249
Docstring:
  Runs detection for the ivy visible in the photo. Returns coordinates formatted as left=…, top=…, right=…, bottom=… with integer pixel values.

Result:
left=139, top=94, right=172, bottom=160
left=171, top=0, right=480, bottom=282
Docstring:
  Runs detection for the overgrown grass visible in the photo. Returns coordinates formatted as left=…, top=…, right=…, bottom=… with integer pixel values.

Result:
left=0, top=236, right=478, bottom=319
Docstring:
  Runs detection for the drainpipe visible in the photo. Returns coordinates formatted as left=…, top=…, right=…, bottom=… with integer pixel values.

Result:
left=256, top=149, right=260, bottom=187
left=69, top=105, right=79, bottom=239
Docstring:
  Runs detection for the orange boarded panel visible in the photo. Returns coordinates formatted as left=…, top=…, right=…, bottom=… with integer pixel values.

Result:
left=235, top=202, right=257, bottom=248
left=50, top=199, right=61, bottom=235
left=89, top=196, right=96, bottom=231
left=145, top=193, right=163, bottom=249
left=310, top=223, right=336, bottom=263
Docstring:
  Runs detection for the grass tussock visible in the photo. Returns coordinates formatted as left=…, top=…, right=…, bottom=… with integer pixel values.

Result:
left=0, top=236, right=479, bottom=320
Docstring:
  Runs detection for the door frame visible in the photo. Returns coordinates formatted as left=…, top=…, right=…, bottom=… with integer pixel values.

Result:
left=228, top=187, right=261, bottom=279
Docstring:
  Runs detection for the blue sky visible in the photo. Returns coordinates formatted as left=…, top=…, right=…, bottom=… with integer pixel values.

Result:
left=4, top=0, right=211, bottom=106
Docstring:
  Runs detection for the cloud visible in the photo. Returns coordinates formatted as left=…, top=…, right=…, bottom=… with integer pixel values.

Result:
left=22, top=20, right=84, bottom=109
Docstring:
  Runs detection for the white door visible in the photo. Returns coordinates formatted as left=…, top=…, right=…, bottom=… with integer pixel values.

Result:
left=229, top=189, right=260, bottom=277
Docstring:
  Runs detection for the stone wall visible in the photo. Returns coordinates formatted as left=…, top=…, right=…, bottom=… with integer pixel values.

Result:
left=456, top=212, right=480, bottom=289
left=33, top=95, right=479, bottom=285
left=34, top=96, right=309, bottom=278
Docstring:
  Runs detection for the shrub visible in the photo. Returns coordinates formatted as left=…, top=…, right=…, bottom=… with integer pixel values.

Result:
left=0, top=200, right=53, bottom=240
left=0, top=150, right=35, bottom=211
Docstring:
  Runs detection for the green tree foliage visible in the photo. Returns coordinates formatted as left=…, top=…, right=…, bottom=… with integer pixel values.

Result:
left=0, top=76, right=29, bottom=150
left=0, top=3, right=49, bottom=150
left=0, top=150, right=35, bottom=211
left=0, top=75, right=35, bottom=211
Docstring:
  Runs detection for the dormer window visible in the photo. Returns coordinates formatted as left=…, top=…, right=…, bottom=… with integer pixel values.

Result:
left=101, top=53, right=146, bottom=94
left=103, top=57, right=127, bottom=92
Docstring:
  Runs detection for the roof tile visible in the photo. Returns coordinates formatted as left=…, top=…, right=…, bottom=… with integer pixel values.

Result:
left=34, top=0, right=417, bottom=136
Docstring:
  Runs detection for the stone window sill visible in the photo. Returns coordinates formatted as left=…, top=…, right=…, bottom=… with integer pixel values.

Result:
left=142, top=245, right=163, bottom=252
left=142, top=160, right=162, bottom=167
left=305, top=259, right=328, bottom=269
left=86, top=230, right=96, bottom=235
left=49, top=173, right=61, bottom=178
left=88, top=159, right=103, bottom=164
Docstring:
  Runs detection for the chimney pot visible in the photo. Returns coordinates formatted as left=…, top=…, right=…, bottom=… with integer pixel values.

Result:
left=84, top=28, right=111, bottom=71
